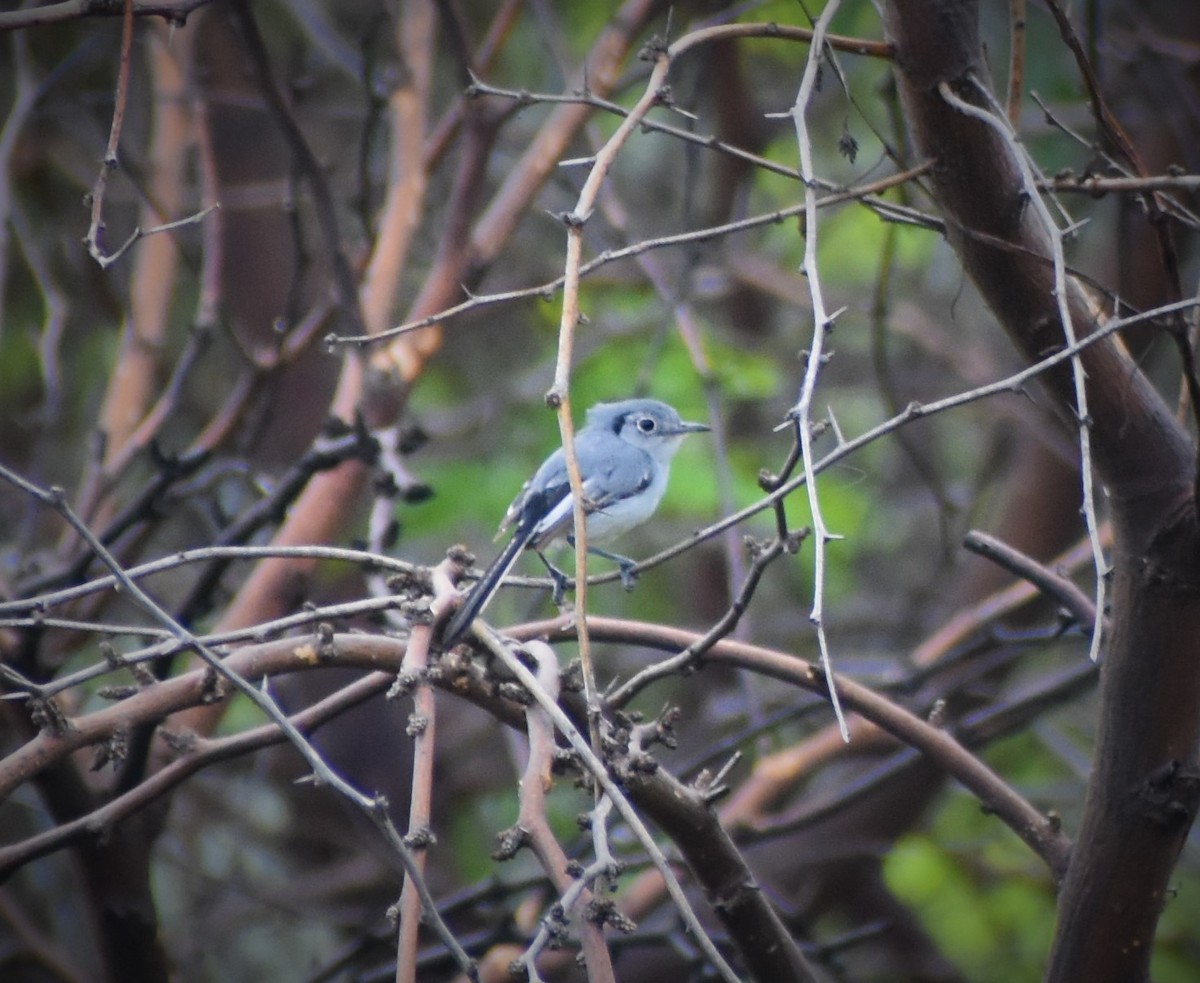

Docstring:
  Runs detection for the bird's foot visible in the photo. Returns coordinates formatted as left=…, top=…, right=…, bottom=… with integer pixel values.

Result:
left=548, top=564, right=572, bottom=606
left=617, top=559, right=639, bottom=591
left=588, top=545, right=640, bottom=591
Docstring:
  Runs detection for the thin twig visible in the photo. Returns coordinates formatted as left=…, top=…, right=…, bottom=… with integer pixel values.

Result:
left=941, top=78, right=1107, bottom=663
left=546, top=32, right=674, bottom=739
left=963, top=530, right=1107, bottom=635
left=82, top=0, right=134, bottom=267
left=0, top=544, right=415, bottom=618
left=608, top=536, right=790, bottom=708
left=19, top=592, right=407, bottom=700
left=786, top=0, right=851, bottom=740
left=330, top=162, right=934, bottom=347
left=394, top=563, right=449, bottom=983
left=229, top=0, right=367, bottom=341
left=1005, top=0, right=1026, bottom=125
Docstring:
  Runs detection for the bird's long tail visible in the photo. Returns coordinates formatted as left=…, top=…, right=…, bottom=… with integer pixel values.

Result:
left=440, top=526, right=533, bottom=646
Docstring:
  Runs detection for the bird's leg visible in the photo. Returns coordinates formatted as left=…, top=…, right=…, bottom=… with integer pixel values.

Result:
left=565, top=535, right=641, bottom=591
left=534, top=550, right=573, bottom=606
left=587, top=545, right=640, bottom=590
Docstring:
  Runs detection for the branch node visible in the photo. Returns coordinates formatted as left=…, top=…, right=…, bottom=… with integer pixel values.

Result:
left=403, top=826, right=437, bottom=850
left=492, top=824, right=531, bottom=861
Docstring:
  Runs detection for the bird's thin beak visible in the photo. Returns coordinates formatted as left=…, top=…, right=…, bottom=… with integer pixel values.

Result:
left=677, top=421, right=711, bottom=434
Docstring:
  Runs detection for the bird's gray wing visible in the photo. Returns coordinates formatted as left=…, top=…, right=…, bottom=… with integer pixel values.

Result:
left=524, top=432, right=653, bottom=548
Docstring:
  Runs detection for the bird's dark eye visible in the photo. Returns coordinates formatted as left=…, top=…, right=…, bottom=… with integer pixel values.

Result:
left=637, top=416, right=656, bottom=433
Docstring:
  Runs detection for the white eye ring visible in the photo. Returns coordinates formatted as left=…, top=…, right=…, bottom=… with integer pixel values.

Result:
left=637, top=416, right=656, bottom=433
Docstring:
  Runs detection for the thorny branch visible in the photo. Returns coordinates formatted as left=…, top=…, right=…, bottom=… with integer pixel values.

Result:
left=501, top=641, right=614, bottom=983
left=938, top=79, right=1107, bottom=662
left=500, top=616, right=1072, bottom=880
left=784, top=0, right=851, bottom=740
left=471, top=625, right=742, bottom=983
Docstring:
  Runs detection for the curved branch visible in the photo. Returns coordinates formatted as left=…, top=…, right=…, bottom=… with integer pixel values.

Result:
left=505, top=616, right=1073, bottom=881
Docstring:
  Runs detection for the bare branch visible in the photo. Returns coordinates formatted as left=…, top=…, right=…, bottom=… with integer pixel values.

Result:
left=472, top=627, right=742, bottom=983
left=506, top=616, right=1074, bottom=881
left=0, top=0, right=211, bottom=32
left=785, top=0, right=851, bottom=740
left=938, top=78, right=1107, bottom=661
left=962, top=529, right=1104, bottom=634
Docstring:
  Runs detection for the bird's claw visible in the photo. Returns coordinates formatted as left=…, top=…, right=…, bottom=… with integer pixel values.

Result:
left=618, top=562, right=639, bottom=591
left=549, top=566, right=571, bottom=606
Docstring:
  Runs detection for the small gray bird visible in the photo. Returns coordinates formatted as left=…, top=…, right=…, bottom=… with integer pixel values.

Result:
left=441, top=399, right=709, bottom=645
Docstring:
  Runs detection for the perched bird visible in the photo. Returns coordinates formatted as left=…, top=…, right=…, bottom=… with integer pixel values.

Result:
left=441, top=399, right=709, bottom=645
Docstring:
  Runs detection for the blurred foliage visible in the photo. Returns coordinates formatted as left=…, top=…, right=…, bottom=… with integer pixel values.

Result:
left=885, top=732, right=1068, bottom=979
left=886, top=832, right=1057, bottom=981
